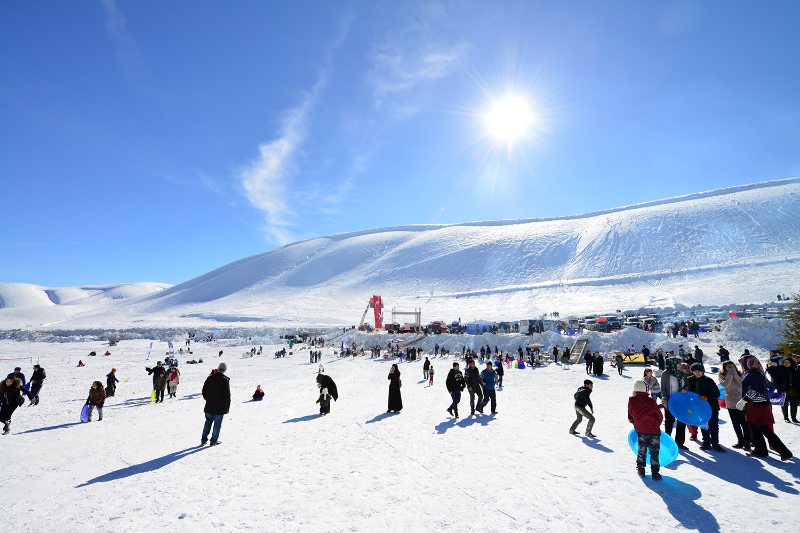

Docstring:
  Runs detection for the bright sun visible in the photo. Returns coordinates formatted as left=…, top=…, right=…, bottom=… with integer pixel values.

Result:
left=486, top=97, right=534, bottom=143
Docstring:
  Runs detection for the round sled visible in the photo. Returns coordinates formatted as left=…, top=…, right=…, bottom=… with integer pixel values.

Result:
left=627, top=429, right=679, bottom=467
left=80, top=404, right=89, bottom=423
left=668, top=391, right=712, bottom=427
left=517, top=361, right=525, bottom=369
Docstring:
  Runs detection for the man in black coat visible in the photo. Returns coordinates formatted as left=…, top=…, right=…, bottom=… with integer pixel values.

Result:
left=201, top=362, right=231, bottom=446
left=682, top=363, right=722, bottom=452
left=445, top=362, right=465, bottom=418
left=717, top=346, right=730, bottom=362
left=423, top=357, right=430, bottom=380
left=464, top=359, right=483, bottom=415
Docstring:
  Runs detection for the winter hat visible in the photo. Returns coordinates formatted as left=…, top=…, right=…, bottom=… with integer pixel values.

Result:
left=690, top=362, right=705, bottom=372
left=111, top=368, right=117, bottom=372
left=14, top=367, right=21, bottom=371
left=633, top=381, right=647, bottom=393
left=665, top=358, right=681, bottom=379
left=742, top=356, right=762, bottom=372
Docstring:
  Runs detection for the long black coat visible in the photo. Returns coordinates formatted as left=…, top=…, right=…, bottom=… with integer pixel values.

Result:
left=202, top=371, right=231, bottom=415
left=316, top=374, right=338, bottom=401
left=388, top=372, right=403, bottom=411
left=593, top=355, right=604, bottom=376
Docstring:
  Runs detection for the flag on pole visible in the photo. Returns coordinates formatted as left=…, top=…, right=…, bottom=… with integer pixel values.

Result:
left=147, top=341, right=153, bottom=359
left=168, top=342, right=174, bottom=357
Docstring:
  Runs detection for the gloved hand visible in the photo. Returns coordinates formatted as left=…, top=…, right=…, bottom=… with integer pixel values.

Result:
left=699, top=395, right=708, bottom=401
left=736, top=399, right=747, bottom=410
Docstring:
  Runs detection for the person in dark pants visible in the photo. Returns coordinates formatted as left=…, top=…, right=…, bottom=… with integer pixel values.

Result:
left=569, top=379, right=595, bottom=437
left=106, top=368, right=119, bottom=397
left=445, top=362, right=465, bottom=418
left=423, top=357, right=430, bottom=380
left=718, top=361, right=751, bottom=450
left=584, top=350, right=593, bottom=374
left=767, top=357, right=800, bottom=422
left=739, top=355, right=792, bottom=461
left=683, top=363, right=723, bottom=452
left=496, top=359, right=504, bottom=388
left=661, top=358, right=688, bottom=450
left=464, top=359, right=483, bottom=415
left=1, top=376, right=34, bottom=434
left=480, top=362, right=498, bottom=414
left=201, top=363, right=231, bottom=446
left=629, top=380, right=663, bottom=479
left=29, top=364, right=46, bottom=405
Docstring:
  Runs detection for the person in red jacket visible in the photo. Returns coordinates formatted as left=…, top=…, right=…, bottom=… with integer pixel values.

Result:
left=628, top=380, right=664, bottom=480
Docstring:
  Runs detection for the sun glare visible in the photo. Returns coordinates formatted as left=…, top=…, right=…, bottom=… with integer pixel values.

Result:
left=486, top=97, right=534, bottom=143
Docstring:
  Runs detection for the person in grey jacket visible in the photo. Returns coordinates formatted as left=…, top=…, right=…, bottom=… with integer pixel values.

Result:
left=718, top=361, right=750, bottom=450
left=661, top=358, right=688, bottom=450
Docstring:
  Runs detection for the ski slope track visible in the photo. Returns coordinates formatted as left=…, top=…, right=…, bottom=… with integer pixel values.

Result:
left=1, top=178, right=799, bottom=329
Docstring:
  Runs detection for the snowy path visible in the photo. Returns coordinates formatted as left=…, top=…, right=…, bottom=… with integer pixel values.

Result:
left=1, top=339, right=798, bottom=532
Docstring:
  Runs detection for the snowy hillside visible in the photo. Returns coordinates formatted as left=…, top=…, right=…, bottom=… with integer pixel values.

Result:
left=1, top=178, right=799, bottom=329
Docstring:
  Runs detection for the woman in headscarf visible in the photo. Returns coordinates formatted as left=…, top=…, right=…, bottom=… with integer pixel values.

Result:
left=592, top=353, right=604, bottom=376
left=661, top=358, right=688, bottom=450
left=767, top=357, right=799, bottom=423
left=718, top=361, right=750, bottom=450
left=739, top=356, right=792, bottom=461
left=166, top=365, right=181, bottom=399
left=387, top=364, right=403, bottom=413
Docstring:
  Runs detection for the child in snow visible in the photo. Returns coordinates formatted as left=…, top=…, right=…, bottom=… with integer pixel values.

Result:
left=106, top=368, right=119, bottom=397
left=252, top=385, right=264, bottom=401
left=318, top=364, right=324, bottom=374
left=167, top=365, right=180, bottom=398
left=428, top=365, right=435, bottom=386
left=77, top=360, right=85, bottom=367
left=316, top=387, right=331, bottom=415
left=615, top=353, right=625, bottom=376
left=569, top=379, right=595, bottom=437
left=628, top=380, right=663, bottom=479
left=85, top=380, right=106, bottom=422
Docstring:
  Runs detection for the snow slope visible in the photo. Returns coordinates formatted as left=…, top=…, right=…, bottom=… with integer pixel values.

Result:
left=1, top=178, right=799, bottom=329
left=0, top=337, right=797, bottom=533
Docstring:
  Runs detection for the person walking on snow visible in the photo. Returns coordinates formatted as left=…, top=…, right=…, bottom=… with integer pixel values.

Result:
left=315, top=373, right=338, bottom=414
left=428, top=365, right=435, bottom=386
left=423, top=357, right=430, bottom=380
left=738, top=355, right=792, bottom=461
left=445, top=362, right=465, bottom=418
left=106, top=368, right=119, bottom=397
left=628, top=380, right=664, bottom=479
left=1, top=376, right=34, bottom=434
left=569, top=379, right=596, bottom=437
left=718, top=361, right=751, bottom=450
left=85, top=380, right=106, bottom=422
left=464, top=359, right=484, bottom=415
left=479, top=362, right=498, bottom=414
left=584, top=350, right=593, bottom=375
left=29, top=364, right=46, bottom=405
left=615, top=353, right=625, bottom=376
left=496, top=358, right=505, bottom=387
left=201, top=362, right=231, bottom=446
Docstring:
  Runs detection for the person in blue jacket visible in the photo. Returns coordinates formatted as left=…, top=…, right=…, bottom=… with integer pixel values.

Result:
left=479, top=362, right=498, bottom=414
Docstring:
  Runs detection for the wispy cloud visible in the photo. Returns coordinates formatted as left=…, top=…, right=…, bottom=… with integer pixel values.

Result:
left=99, top=0, right=146, bottom=81
left=238, top=75, right=327, bottom=244
left=367, top=3, right=469, bottom=110
left=237, top=14, right=353, bottom=245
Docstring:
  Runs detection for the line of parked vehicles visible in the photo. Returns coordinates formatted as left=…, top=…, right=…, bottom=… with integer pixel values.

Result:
left=374, top=305, right=786, bottom=336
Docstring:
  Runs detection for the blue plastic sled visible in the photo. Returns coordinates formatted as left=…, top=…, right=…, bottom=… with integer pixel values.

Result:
left=628, top=429, right=679, bottom=467
left=517, top=361, right=526, bottom=369
left=80, top=404, right=89, bottom=423
left=668, top=391, right=712, bottom=428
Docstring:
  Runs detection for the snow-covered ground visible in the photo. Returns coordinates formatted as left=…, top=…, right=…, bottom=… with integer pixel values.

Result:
left=1, top=323, right=798, bottom=533
left=1, top=178, right=799, bottom=330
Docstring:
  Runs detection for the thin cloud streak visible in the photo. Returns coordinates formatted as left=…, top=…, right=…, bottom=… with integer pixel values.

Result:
left=99, top=0, right=146, bottom=81
left=238, top=13, right=353, bottom=245
left=239, top=75, right=327, bottom=245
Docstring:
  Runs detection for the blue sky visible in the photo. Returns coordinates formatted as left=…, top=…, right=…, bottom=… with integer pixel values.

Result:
left=2, top=1, right=799, bottom=287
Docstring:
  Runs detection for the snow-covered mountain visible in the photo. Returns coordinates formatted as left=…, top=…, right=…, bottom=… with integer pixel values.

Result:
left=2, top=178, right=799, bottom=329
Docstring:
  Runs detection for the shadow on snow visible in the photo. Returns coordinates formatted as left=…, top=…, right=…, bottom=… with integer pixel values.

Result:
left=644, top=475, right=720, bottom=533
left=17, top=422, right=83, bottom=434
left=283, top=414, right=323, bottom=423
left=75, top=447, right=206, bottom=487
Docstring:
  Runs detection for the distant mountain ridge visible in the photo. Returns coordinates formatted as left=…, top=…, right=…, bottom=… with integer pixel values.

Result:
left=1, top=178, right=798, bottom=328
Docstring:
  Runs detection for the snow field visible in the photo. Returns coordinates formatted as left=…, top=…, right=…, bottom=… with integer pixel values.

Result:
left=1, top=337, right=798, bottom=533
